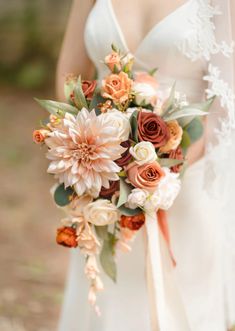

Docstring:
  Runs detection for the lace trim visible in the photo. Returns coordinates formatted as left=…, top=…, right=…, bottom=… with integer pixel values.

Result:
left=178, top=0, right=234, bottom=61
left=203, top=64, right=235, bottom=141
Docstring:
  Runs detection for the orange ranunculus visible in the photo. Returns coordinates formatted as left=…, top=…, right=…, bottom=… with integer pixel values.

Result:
left=56, top=226, right=78, bottom=248
left=104, top=51, right=122, bottom=72
left=102, top=72, right=133, bottom=104
left=126, top=161, right=165, bottom=192
left=159, top=120, right=183, bottom=153
left=82, top=80, right=97, bottom=100
left=120, top=213, right=145, bottom=231
left=33, top=129, right=49, bottom=144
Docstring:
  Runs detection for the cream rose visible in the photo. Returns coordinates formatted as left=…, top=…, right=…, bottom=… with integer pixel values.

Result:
left=133, top=72, right=158, bottom=106
left=84, top=199, right=120, bottom=226
left=159, top=120, right=183, bottom=153
left=133, top=82, right=157, bottom=106
left=126, top=188, right=149, bottom=209
left=130, top=141, right=157, bottom=165
left=144, top=167, right=181, bottom=211
left=101, top=109, right=131, bottom=141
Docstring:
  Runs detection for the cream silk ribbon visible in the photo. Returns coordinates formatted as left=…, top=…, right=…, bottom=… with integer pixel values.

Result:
left=145, top=211, right=190, bottom=331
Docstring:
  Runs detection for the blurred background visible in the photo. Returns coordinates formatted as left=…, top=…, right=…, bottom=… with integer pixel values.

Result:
left=0, top=1, right=73, bottom=330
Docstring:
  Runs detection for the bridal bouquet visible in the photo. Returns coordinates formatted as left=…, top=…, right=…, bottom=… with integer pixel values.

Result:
left=33, top=45, right=214, bottom=314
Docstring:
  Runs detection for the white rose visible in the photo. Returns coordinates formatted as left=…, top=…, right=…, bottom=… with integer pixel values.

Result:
left=130, top=142, right=157, bottom=165
left=101, top=109, right=131, bottom=141
left=126, top=188, right=149, bottom=209
left=133, top=82, right=157, bottom=106
left=155, top=168, right=181, bottom=210
left=144, top=193, right=162, bottom=211
left=84, top=199, right=120, bottom=226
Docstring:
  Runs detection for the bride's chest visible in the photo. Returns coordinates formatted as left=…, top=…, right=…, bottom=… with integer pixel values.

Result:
left=84, top=0, right=209, bottom=87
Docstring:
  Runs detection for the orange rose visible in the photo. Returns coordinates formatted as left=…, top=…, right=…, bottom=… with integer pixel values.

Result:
left=82, top=80, right=97, bottom=100
left=126, top=161, right=165, bottom=192
left=120, top=213, right=145, bottom=231
left=169, top=146, right=184, bottom=173
left=33, top=129, right=49, bottom=144
left=102, top=72, right=132, bottom=104
left=104, top=51, right=122, bottom=72
left=159, top=120, right=183, bottom=153
left=56, top=226, right=78, bottom=248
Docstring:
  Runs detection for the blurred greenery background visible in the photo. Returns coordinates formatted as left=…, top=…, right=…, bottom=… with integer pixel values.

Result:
left=0, top=1, right=73, bottom=330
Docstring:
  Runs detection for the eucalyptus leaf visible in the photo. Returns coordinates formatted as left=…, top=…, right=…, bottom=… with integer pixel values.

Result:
left=89, top=90, right=106, bottom=114
left=118, top=205, right=142, bottom=216
left=161, top=82, right=176, bottom=115
left=95, top=225, right=108, bottom=240
left=158, top=158, right=185, bottom=168
left=100, top=233, right=117, bottom=282
left=164, top=107, right=208, bottom=122
left=116, top=178, right=132, bottom=208
left=185, top=118, right=204, bottom=143
left=64, top=77, right=77, bottom=103
left=130, top=110, right=139, bottom=143
left=35, top=98, right=78, bottom=117
left=54, top=184, right=74, bottom=207
left=181, top=130, right=191, bottom=149
left=73, top=76, right=88, bottom=110
left=165, top=97, right=215, bottom=124
left=148, top=67, right=158, bottom=76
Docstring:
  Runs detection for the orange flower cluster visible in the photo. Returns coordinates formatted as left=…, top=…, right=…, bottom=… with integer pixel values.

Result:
left=120, top=213, right=145, bottom=231
left=56, top=226, right=78, bottom=248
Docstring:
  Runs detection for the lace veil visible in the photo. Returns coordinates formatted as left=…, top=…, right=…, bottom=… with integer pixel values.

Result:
left=179, top=0, right=235, bottom=325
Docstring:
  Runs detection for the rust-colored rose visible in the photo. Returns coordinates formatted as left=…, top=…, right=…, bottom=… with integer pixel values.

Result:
left=82, top=80, right=97, bottom=100
left=120, top=213, right=145, bottom=231
left=100, top=180, right=120, bottom=199
left=115, top=140, right=132, bottom=167
left=102, top=72, right=132, bottom=104
left=159, top=120, right=183, bottom=153
left=33, top=129, right=49, bottom=144
left=56, top=226, right=78, bottom=248
left=104, top=51, right=122, bottom=72
left=169, top=146, right=184, bottom=173
left=138, top=111, right=170, bottom=148
left=126, top=161, right=165, bottom=192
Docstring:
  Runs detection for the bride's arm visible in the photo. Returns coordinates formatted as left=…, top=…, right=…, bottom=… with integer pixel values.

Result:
left=56, top=0, right=95, bottom=100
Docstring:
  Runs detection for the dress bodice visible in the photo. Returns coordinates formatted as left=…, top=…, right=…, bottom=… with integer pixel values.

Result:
left=84, top=0, right=208, bottom=102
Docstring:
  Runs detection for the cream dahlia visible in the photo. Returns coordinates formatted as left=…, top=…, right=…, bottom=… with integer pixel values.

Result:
left=45, top=108, right=125, bottom=197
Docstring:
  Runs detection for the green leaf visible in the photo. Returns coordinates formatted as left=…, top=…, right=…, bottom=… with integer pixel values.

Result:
left=54, top=184, right=74, bottom=206
left=73, top=76, right=88, bottom=110
left=158, top=158, right=185, bottom=168
left=116, top=178, right=132, bottom=208
left=64, top=76, right=77, bottom=103
left=111, top=43, right=119, bottom=52
left=148, top=67, right=158, bottom=76
left=35, top=98, right=78, bottom=117
left=164, top=106, right=208, bottom=122
left=89, top=90, right=107, bottom=114
left=185, top=118, right=204, bottom=143
left=167, top=97, right=215, bottom=125
left=100, top=233, right=117, bottom=282
left=130, top=110, right=139, bottom=143
left=95, top=225, right=109, bottom=240
left=181, top=130, right=191, bottom=149
left=118, top=205, right=142, bottom=216
left=161, top=82, right=176, bottom=115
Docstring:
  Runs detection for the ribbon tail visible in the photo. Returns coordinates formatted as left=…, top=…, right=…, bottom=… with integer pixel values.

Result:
left=145, top=211, right=190, bottom=331
left=157, top=209, right=176, bottom=267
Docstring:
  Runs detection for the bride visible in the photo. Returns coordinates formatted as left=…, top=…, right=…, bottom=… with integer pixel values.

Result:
left=56, top=0, right=235, bottom=330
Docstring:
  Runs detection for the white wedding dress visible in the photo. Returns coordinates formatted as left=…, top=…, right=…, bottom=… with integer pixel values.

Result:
left=58, top=0, right=235, bottom=330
